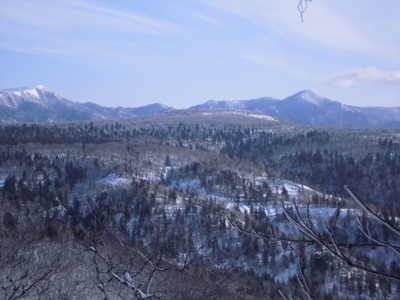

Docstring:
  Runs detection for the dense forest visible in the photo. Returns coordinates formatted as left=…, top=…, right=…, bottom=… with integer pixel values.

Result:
left=1, top=112, right=399, bottom=299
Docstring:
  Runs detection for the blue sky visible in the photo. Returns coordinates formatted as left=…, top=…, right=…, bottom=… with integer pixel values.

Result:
left=0, top=0, right=399, bottom=108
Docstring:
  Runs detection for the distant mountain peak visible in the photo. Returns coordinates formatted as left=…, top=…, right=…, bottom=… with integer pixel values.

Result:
left=298, top=89, right=320, bottom=97
left=190, top=99, right=249, bottom=111
left=6, top=84, right=50, bottom=92
left=1, top=85, right=55, bottom=100
left=32, top=84, right=48, bottom=90
left=289, top=89, right=327, bottom=106
left=146, top=102, right=169, bottom=108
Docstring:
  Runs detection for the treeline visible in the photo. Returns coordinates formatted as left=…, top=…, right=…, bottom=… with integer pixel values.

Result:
left=0, top=121, right=135, bottom=144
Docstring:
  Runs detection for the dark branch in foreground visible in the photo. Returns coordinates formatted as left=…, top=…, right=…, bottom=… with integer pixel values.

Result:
left=298, top=0, right=313, bottom=22
left=282, top=191, right=400, bottom=281
left=229, top=184, right=400, bottom=299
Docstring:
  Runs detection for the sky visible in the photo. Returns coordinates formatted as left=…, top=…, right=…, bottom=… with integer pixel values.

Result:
left=0, top=0, right=399, bottom=108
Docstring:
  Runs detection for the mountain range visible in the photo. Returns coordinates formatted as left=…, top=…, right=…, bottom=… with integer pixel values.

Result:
left=1, top=85, right=399, bottom=128
left=0, top=85, right=173, bottom=123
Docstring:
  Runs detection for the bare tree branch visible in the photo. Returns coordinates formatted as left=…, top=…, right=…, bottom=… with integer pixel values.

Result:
left=345, top=185, right=400, bottom=237
left=281, top=188, right=400, bottom=282
left=297, top=256, right=315, bottom=300
left=298, top=0, right=313, bottom=22
left=357, top=216, right=400, bottom=255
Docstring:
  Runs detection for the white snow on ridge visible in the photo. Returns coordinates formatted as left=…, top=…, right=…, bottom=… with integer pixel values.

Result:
left=0, top=85, right=60, bottom=109
left=202, top=111, right=276, bottom=121
left=230, top=111, right=276, bottom=121
left=35, top=84, right=46, bottom=90
left=96, top=173, right=131, bottom=186
left=252, top=177, right=338, bottom=202
left=0, top=88, right=43, bottom=108
left=26, top=88, right=40, bottom=98
left=268, top=179, right=306, bottom=198
left=298, top=90, right=326, bottom=106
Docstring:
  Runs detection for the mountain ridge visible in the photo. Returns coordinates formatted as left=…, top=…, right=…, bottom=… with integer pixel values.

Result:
left=1, top=85, right=399, bottom=128
left=0, top=85, right=174, bottom=123
left=189, top=89, right=400, bottom=128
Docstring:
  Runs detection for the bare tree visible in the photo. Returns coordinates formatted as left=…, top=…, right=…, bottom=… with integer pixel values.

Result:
left=79, top=228, right=236, bottom=300
left=0, top=232, right=62, bottom=300
left=229, top=185, right=400, bottom=298
left=280, top=186, right=400, bottom=281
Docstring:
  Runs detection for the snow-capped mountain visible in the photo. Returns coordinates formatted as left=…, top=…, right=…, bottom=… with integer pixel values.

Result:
left=190, top=90, right=400, bottom=128
left=0, top=85, right=174, bottom=123
left=0, top=85, right=96, bottom=122
left=267, top=90, right=368, bottom=127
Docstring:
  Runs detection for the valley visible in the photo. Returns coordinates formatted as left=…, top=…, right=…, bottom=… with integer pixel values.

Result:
left=1, top=112, right=400, bottom=299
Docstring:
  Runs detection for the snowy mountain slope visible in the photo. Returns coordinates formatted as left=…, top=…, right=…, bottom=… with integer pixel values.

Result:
left=0, top=85, right=174, bottom=123
left=269, top=90, right=371, bottom=127
left=0, top=85, right=97, bottom=122
left=270, top=90, right=400, bottom=128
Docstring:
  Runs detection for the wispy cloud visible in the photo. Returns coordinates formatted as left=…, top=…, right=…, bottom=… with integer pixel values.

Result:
left=331, top=67, right=400, bottom=88
left=0, top=0, right=179, bottom=63
left=0, top=0, right=178, bottom=34
left=193, top=14, right=222, bottom=25
left=242, top=53, right=286, bottom=69
left=240, top=52, right=307, bottom=79
left=200, top=0, right=400, bottom=63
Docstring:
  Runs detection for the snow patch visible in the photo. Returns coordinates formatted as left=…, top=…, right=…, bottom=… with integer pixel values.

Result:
left=298, top=90, right=324, bottom=106
left=25, top=88, right=40, bottom=98
left=96, top=173, right=131, bottom=186
left=35, top=84, right=46, bottom=90
left=202, top=111, right=276, bottom=121
left=172, top=178, right=207, bottom=195
left=0, top=176, right=7, bottom=188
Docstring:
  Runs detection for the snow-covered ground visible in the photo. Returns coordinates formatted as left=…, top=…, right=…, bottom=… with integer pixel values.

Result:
left=171, top=178, right=207, bottom=195
left=268, top=179, right=307, bottom=198
left=96, top=173, right=132, bottom=186
left=0, top=176, right=6, bottom=188
left=93, top=168, right=342, bottom=227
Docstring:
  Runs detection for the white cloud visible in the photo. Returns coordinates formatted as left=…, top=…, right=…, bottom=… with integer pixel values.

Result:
left=331, top=67, right=400, bottom=88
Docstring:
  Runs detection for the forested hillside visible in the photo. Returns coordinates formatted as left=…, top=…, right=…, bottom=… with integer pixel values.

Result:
left=1, top=112, right=399, bottom=299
